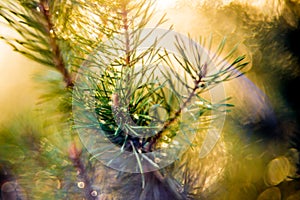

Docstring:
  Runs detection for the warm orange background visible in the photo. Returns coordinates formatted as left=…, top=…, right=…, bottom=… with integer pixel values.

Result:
left=0, top=24, right=42, bottom=123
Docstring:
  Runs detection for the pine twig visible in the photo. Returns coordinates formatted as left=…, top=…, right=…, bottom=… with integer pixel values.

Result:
left=146, top=77, right=203, bottom=152
left=121, top=2, right=131, bottom=66
left=68, top=143, right=97, bottom=200
left=39, top=0, right=74, bottom=88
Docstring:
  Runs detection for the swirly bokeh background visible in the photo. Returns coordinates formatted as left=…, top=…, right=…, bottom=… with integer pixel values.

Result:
left=1, top=0, right=300, bottom=199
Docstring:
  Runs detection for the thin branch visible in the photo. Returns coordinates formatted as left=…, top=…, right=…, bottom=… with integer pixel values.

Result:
left=39, top=0, right=74, bottom=88
left=69, top=143, right=97, bottom=200
left=145, top=77, right=203, bottom=152
left=152, top=170, right=165, bottom=182
left=121, top=2, right=131, bottom=67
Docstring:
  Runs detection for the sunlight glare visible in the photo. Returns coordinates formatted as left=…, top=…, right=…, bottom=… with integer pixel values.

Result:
left=155, top=0, right=176, bottom=10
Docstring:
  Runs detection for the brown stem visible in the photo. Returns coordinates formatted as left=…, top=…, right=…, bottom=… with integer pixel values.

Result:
left=152, top=170, right=165, bottom=182
left=119, top=2, right=135, bottom=119
left=121, top=3, right=130, bottom=67
left=146, top=78, right=202, bottom=152
left=39, top=0, right=74, bottom=88
left=69, top=143, right=96, bottom=200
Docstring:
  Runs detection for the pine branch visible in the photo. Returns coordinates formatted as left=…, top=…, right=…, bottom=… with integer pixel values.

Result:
left=39, top=0, right=74, bottom=88
left=121, top=2, right=131, bottom=67
left=68, top=143, right=97, bottom=200
left=145, top=74, right=204, bottom=152
left=0, top=0, right=74, bottom=88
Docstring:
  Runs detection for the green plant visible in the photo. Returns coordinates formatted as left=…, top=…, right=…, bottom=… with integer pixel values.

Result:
left=0, top=0, right=249, bottom=199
